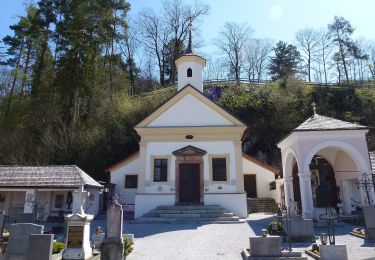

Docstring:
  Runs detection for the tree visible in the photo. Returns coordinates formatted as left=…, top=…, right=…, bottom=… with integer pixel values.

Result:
left=295, top=28, right=319, bottom=82
left=245, top=38, right=273, bottom=82
left=268, top=41, right=301, bottom=80
left=316, top=29, right=333, bottom=85
left=328, top=16, right=355, bottom=84
left=215, top=22, right=251, bottom=83
left=137, top=0, right=208, bottom=86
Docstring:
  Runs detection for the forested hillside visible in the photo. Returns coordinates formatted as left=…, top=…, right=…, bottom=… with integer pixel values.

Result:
left=1, top=0, right=375, bottom=179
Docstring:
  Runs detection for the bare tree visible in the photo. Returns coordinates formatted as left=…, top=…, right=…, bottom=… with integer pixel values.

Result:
left=317, top=29, right=334, bottom=85
left=295, top=28, right=320, bottom=82
left=215, top=22, right=252, bottom=83
left=367, top=40, right=375, bottom=80
left=162, top=0, right=209, bottom=83
left=245, top=38, right=273, bottom=82
left=137, top=8, right=168, bottom=86
left=204, top=56, right=226, bottom=81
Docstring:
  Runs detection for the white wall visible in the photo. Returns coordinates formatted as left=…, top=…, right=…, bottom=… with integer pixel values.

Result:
left=135, top=194, right=175, bottom=218
left=145, top=141, right=238, bottom=193
left=148, top=94, right=233, bottom=127
left=110, top=156, right=140, bottom=208
left=205, top=193, right=247, bottom=218
left=177, top=61, right=203, bottom=92
left=242, top=157, right=277, bottom=200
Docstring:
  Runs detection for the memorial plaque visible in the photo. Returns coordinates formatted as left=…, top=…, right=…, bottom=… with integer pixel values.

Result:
left=67, top=226, right=83, bottom=248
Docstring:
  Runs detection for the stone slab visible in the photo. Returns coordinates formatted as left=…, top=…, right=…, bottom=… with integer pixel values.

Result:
left=7, top=223, right=43, bottom=255
left=320, top=245, right=348, bottom=260
left=366, top=228, right=375, bottom=240
left=283, top=218, right=315, bottom=242
left=26, top=234, right=53, bottom=260
left=106, top=201, right=123, bottom=239
left=363, top=205, right=375, bottom=228
left=249, top=236, right=281, bottom=257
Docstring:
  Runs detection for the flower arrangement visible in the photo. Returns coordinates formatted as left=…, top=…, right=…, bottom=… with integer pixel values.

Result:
left=352, top=228, right=365, bottom=235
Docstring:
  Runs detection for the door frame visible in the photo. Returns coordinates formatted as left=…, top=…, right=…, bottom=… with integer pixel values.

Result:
left=173, top=146, right=206, bottom=204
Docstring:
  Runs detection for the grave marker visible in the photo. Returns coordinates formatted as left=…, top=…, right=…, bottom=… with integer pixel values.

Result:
left=6, top=223, right=43, bottom=256
left=26, top=234, right=54, bottom=260
left=101, top=198, right=124, bottom=260
left=363, top=205, right=375, bottom=240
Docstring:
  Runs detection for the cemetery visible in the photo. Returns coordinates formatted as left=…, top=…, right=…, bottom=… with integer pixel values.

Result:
left=0, top=1, right=375, bottom=260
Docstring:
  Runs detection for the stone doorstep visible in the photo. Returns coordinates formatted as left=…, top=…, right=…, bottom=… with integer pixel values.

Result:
left=150, top=209, right=228, bottom=214
left=241, top=248, right=308, bottom=260
left=156, top=205, right=223, bottom=210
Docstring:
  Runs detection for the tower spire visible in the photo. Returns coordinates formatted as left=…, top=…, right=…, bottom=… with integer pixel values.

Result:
left=184, top=20, right=194, bottom=54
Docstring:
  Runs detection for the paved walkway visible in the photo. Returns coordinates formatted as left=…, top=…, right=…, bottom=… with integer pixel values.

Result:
left=116, top=213, right=375, bottom=260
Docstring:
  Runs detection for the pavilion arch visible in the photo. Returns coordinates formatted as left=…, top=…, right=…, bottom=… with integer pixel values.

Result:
left=283, top=147, right=301, bottom=179
left=302, top=140, right=368, bottom=174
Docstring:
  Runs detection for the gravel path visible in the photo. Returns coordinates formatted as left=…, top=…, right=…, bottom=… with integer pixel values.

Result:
left=90, top=213, right=375, bottom=260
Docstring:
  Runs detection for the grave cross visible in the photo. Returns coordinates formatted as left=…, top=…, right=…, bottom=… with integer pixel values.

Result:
left=74, top=185, right=88, bottom=215
left=356, top=172, right=374, bottom=206
left=319, top=207, right=338, bottom=245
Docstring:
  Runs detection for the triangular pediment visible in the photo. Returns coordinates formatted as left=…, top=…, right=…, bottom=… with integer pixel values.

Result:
left=135, top=85, right=246, bottom=128
left=172, top=145, right=207, bottom=156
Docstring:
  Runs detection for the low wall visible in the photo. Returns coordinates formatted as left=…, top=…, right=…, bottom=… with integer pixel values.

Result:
left=204, top=193, right=247, bottom=218
left=134, top=194, right=175, bottom=218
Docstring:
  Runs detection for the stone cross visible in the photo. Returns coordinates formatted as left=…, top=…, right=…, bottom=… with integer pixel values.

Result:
left=74, top=185, right=88, bottom=215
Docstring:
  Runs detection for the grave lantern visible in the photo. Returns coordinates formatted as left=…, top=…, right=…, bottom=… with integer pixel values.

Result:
left=262, top=228, right=268, bottom=237
left=320, top=233, right=327, bottom=245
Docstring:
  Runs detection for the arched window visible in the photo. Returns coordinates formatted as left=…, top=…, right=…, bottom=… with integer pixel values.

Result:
left=187, top=68, right=192, bottom=77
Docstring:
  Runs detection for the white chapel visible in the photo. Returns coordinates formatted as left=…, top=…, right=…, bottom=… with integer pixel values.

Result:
left=105, top=24, right=280, bottom=219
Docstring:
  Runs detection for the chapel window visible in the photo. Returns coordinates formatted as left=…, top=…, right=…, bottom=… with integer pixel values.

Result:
left=212, top=158, right=227, bottom=181
left=125, top=175, right=138, bottom=188
left=187, top=68, right=192, bottom=77
left=154, top=159, right=168, bottom=182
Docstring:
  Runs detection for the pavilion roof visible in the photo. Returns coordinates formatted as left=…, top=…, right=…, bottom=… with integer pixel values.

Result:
left=0, top=165, right=102, bottom=189
left=294, top=114, right=368, bottom=131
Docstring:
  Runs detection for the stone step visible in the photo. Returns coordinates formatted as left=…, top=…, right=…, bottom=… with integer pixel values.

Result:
left=149, top=209, right=228, bottom=214
left=134, top=217, right=242, bottom=224
left=159, top=213, right=201, bottom=218
left=156, top=205, right=223, bottom=210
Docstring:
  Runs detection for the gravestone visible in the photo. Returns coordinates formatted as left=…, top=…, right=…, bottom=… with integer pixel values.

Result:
left=101, top=199, right=124, bottom=260
left=320, top=245, right=348, bottom=260
left=6, top=223, right=43, bottom=256
left=26, top=234, right=53, bottom=260
left=249, top=236, right=281, bottom=256
left=363, top=205, right=375, bottom=240
left=62, top=185, right=93, bottom=259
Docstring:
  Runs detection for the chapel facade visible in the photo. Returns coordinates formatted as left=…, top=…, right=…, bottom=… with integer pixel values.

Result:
left=106, top=24, right=280, bottom=218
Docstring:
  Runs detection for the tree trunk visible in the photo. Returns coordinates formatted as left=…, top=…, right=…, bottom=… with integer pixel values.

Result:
left=21, top=40, right=32, bottom=96
left=10, top=37, right=24, bottom=97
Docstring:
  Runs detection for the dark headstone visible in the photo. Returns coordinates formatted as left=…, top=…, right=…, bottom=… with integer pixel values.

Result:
left=27, top=234, right=53, bottom=260
left=7, top=223, right=43, bottom=255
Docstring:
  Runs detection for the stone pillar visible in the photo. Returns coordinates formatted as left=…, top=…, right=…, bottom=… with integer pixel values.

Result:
left=275, top=177, right=284, bottom=206
left=284, top=176, right=294, bottom=215
left=137, top=142, right=147, bottom=193
left=101, top=199, right=124, bottom=260
left=24, top=189, right=36, bottom=213
left=341, top=180, right=352, bottom=214
left=298, top=172, right=313, bottom=219
left=234, top=141, right=244, bottom=193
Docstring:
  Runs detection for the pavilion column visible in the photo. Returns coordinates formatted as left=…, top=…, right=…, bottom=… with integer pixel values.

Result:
left=340, top=180, right=352, bottom=214
left=298, top=172, right=313, bottom=219
left=284, top=176, right=294, bottom=215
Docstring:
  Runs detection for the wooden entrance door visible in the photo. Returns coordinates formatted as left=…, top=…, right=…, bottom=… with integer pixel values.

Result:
left=244, top=175, right=257, bottom=198
left=179, top=164, right=200, bottom=203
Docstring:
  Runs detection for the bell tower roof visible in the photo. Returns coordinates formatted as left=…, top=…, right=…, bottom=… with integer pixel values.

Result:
left=184, top=21, right=195, bottom=55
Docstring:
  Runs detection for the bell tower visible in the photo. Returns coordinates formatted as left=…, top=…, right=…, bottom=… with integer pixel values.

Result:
left=175, top=22, right=206, bottom=92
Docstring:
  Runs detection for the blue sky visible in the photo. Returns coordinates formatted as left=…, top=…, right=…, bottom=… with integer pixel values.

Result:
left=1, top=0, right=374, bottom=54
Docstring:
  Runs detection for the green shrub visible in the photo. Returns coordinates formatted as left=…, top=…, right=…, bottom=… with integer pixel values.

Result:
left=52, top=241, right=65, bottom=254
left=123, top=238, right=133, bottom=256
left=267, top=221, right=283, bottom=234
